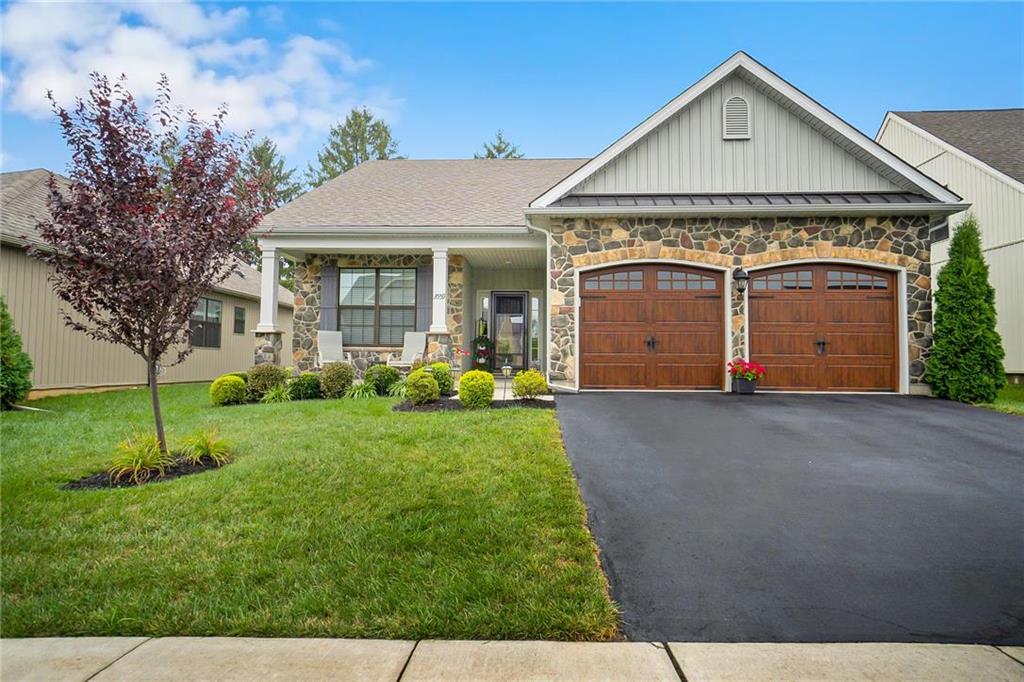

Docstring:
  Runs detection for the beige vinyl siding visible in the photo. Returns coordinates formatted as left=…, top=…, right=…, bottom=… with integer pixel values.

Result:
left=877, top=116, right=1024, bottom=373
left=1, top=245, right=293, bottom=390
left=575, top=74, right=903, bottom=194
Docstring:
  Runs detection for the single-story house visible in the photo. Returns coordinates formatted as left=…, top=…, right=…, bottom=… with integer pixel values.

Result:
left=0, top=168, right=294, bottom=396
left=876, top=109, right=1023, bottom=381
left=253, top=51, right=967, bottom=393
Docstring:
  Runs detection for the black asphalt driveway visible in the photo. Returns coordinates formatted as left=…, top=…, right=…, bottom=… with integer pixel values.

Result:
left=557, top=393, right=1024, bottom=644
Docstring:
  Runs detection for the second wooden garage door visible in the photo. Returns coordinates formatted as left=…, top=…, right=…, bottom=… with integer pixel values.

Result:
left=580, top=264, right=724, bottom=389
left=749, top=264, right=898, bottom=391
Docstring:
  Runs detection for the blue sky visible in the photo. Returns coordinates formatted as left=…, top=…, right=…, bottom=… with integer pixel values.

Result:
left=2, top=2, right=1021, bottom=177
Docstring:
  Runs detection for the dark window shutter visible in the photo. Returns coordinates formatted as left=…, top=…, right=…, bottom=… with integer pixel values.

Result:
left=320, top=265, right=339, bottom=331
left=416, top=264, right=433, bottom=331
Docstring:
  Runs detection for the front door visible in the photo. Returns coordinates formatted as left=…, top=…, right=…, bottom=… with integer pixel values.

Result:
left=579, top=264, right=725, bottom=389
left=491, top=292, right=528, bottom=371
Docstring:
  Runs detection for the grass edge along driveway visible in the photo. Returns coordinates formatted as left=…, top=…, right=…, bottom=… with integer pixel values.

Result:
left=1, top=383, right=618, bottom=640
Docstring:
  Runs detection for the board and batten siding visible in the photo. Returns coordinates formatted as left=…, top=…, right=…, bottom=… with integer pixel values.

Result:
left=1, top=245, right=293, bottom=391
left=877, top=116, right=1024, bottom=374
left=574, top=74, right=904, bottom=195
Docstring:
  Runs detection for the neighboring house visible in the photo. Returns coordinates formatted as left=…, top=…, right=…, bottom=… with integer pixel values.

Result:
left=0, top=168, right=294, bottom=395
left=254, top=52, right=966, bottom=394
left=876, top=109, right=1023, bottom=381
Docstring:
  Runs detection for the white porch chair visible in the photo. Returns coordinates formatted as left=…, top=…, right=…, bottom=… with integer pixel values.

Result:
left=317, top=330, right=351, bottom=367
left=387, top=331, right=427, bottom=371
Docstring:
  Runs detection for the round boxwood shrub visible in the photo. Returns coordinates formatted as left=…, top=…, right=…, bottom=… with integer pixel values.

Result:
left=246, top=364, right=289, bottom=402
left=407, top=368, right=440, bottom=405
left=512, top=369, right=548, bottom=400
left=459, top=370, right=494, bottom=409
left=430, top=362, right=454, bottom=396
left=0, top=296, right=33, bottom=409
left=226, top=371, right=248, bottom=384
left=209, top=375, right=246, bottom=406
left=319, top=362, right=355, bottom=399
left=288, top=371, right=322, bottom=400
left=364, top=364, right=400, bottom=396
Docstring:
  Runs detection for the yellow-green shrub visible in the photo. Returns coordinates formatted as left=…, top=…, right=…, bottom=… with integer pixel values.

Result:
left=407, top=368, right=440, bottom=405
left=512, top=369, right=548, bottom=399
left=459, top=370, right=494, bottom=409
left=430, top=362, right=454, bottom=395
left=209, top=375, right=246, bottom=406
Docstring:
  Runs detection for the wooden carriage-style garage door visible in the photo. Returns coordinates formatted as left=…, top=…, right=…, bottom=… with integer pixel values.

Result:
left=749, top=264, right=898, bottom=391
left=580, top=264, right=724, bottom=389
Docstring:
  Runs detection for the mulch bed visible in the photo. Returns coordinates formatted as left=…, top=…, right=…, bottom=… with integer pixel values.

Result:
left=63, top=457, right=227, bottom=491
left=393, top=397, right=556, bottom=412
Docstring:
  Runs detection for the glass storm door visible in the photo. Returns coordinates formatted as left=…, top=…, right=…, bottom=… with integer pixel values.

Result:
left=491, top=292, right=528, bottom=370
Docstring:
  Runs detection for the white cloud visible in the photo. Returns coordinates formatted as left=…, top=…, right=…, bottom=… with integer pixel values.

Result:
left=0, top=1, right=399, bottom=156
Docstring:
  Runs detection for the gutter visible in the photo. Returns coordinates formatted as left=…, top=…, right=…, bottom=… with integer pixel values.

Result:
left=253, top=225, right=534, bottom=238
left=524, top=203, right=970, bottom=219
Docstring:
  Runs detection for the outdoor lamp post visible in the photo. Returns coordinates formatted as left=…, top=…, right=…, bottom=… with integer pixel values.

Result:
left=732, top=267, right=750, bottom=293
left=501, top=363, right=512, bottom=400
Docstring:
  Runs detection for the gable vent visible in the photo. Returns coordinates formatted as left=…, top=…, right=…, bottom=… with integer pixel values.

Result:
left=723, top=96, right=751, bottom=140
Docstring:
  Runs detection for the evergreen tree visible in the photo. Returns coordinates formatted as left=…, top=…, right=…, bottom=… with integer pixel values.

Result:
left=925, top=216, right=1006, bottom=403
left=306, top=107, right=399, bottom=187
left=234, top=137, right=304, bottom=275
left=475, top=129, right=523, bottom=159
left=1, top=296, right=33, bottom=409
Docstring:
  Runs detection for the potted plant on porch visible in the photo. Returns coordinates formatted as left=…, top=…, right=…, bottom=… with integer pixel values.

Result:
left=728, top=359, right=766, bottom=394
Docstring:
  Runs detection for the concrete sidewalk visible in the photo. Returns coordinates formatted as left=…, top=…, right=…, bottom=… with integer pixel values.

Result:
left=2, top=638, right=1022, bottom=681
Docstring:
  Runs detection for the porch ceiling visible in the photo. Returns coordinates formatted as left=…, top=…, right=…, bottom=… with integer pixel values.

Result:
left=463, top=248, right=545, bottom=269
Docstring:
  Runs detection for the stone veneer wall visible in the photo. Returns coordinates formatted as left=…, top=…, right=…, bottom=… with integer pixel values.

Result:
left=548, top=215, right=938, bottom=386
left=291, top=253, right=464, bottom=375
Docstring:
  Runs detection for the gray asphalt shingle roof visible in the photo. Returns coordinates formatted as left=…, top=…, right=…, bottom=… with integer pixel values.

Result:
left=893, top=109, right=1024, bottom=183
left=0, top=169, right=292, bottom=307
left=260, top=158, right=588, bottom=230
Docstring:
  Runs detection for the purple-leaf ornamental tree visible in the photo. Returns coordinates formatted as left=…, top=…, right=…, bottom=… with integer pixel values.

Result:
left=33, top=74, right=269, bottom=452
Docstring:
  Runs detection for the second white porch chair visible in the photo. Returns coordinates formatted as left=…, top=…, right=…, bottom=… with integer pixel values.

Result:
left=387, top=331, right=427, bottom=371
left=317, top=330, right=351, bottom=367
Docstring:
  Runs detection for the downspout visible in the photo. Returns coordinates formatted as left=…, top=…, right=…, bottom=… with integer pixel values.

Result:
left=525, top=216, right=562, bottom=392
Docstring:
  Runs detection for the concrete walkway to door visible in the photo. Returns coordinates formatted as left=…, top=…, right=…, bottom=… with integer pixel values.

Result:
left=556, top=392, right=1024, bottom=644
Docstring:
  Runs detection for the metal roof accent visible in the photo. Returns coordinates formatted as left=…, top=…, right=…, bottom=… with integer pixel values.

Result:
left=550, top=192, right=939, bottom=208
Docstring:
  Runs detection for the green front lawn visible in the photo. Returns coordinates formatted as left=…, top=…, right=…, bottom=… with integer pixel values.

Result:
left=0, top=384, right=617, bottom=640
left=986, top=383, right=1024, bottom=416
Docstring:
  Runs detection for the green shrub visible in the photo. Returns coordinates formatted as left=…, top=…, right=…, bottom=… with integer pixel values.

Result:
left=288, top=372, right=322, bottom=400
left=387, top=376, right=408, bottom=399
left=430, top=363, right=454, bottom=395
left=319, top=362, right=355, bottom=399
left=0, top=296, right=32, bottom=409
left=180, top=428, right=233, bottom=466
left=108, top=432, right=176, bottom=485
left=407, top=368, right=440, bottom=405
left=459, top=370, right=494, bottom=409
left=226, top=371, right=248, bottom=384
left=364, top=364, right=400, bottom=395
left=209, top=375, right=246, bottom=406
left=345, top=380, right=379, bottom=399
left=246, top=364, right=289, bottom=402
left=512, top=369, right=548, bottom=399
left=260, top=384, right=291, bottom=404
left=926, top=217, right=1006, bottom=403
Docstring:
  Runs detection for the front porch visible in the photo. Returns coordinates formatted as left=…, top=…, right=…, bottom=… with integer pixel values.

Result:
left=253, top=230, right=548, bottom=377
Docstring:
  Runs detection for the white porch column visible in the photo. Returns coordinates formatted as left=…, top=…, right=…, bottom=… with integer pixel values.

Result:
left=429, top=247, right=449, bottom=333
left=256, top=248, right=281, bottom=332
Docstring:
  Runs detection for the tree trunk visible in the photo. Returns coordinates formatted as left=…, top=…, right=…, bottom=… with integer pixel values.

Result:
left=148, top=359, right=168, bottom=453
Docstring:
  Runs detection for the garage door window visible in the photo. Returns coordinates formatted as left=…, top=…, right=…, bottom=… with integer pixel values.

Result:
left=752, top=270, right=812, bottom=291
left=657, top=270, right=717, bottom=290
left=584, top=270, right=643, bottom=291
left=827, top=270, right=888, bottom=290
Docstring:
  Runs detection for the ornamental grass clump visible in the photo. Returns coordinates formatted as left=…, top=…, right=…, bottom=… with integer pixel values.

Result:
left=459, top=370, right=495, bottom=409
left=926, top=217, right=1006, bottom=404
left=429, top=363, right=455, bottom=396
left=319, top=362, right=354, bottom=399
left=512, top=369, right=548, bottom=400
left=209, top=375, right=246, bottom=406
left=364, top=364, right=400, bottom=395
left=345, top=380, right=378, bottom=399
left=179, top=428, right=233, bottom=466
left=108, top=431, right=176, bottom=485
left=407, top=368, right=440, bottom=405
left=260, top=384, right=291, bottom=404
left=288, top=372, right=322, bottom=400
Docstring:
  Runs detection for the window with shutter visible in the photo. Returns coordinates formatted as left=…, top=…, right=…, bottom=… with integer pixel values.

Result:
left=723, top=96, right=750, bottom=140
